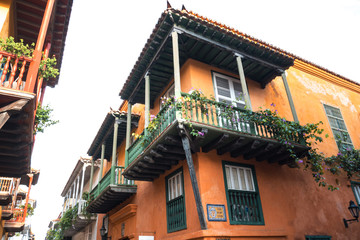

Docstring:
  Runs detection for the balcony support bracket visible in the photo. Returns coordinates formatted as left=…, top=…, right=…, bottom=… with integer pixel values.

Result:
left=178, top=123, right=207, bottom=230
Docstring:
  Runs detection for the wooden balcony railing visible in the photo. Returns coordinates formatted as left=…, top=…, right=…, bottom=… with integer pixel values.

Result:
left=127, top=92, right=305, bottom=166
left=90, top=166, right=135, bottom=200
left=0, top=51, right=33, bottom=92
left=0, top=177, right=15, bottom=195
left=7, top=208, right=25, bottom=223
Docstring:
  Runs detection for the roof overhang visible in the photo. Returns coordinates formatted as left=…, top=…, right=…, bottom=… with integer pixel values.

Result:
left=13, top=0, right=73, bottom=87
left=119, top=8, right=294, bottom=105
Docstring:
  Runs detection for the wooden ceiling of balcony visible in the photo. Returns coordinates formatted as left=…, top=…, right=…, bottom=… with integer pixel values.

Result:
left=120, top=9, right=294, bottom=106
left=0, top=93, right=35, bottom=178
left=14, top=0, right=73, bottom=87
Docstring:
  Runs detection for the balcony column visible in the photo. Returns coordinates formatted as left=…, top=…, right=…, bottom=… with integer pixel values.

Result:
left=235, top=54, right=252, bottom=110
left=281, top=71, right=299, bottom=123
left=171, top=29, right=182, bottom=119
left=22, top=174, right=33, bottom=222
left=24, top=0, right=56, bottom=93
left=72, top=182, right=76, bottom=206
left=145, top=72, right=150, bottom=128
left=125, top=103, right=132, bottom=168
left=89, top=158, right=94, bottom=200
left=111, top=117, right=120, bottom=185
left=78, top=164, right=86, bottom=214
left=75, top=175, right=80, bottom=204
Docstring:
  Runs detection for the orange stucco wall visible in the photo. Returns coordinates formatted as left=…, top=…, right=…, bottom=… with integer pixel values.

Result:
left=105, top=58, right=360, bottom=240
left=0, top=0, right=14, bottom=40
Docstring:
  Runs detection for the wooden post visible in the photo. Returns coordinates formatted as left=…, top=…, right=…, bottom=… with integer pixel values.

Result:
left=36, top=42, right=51, bottom=107
left=89, top=158, right=94, bottom=200
left=172, top=30, right=182, bottom=119
left=125, top=103, right=132, bottom=168
left=111, top=117, right=119, bottom=185
left=178, top=124, right=207, bottom=229
left=22, top=175, right=33, bottom=222
left=145, top=73, right=150, bottom=128
left=75, top=175, right=80, bottom=204
left=235, top=54, right=252, bottom=110
left=281, top=72, right=299, bottom=123
left=79, top=164, right=86, bottom=213
left=181, top=136, right=207, bottom=229
left=24, top=0, right=55, bottom=93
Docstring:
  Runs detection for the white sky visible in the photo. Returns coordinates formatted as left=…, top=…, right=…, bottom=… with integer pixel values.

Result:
left=28, top=0, right=360, bottom=239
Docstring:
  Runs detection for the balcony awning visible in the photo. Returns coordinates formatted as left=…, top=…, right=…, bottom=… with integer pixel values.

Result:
left=119, top=8, right=294, bottom=105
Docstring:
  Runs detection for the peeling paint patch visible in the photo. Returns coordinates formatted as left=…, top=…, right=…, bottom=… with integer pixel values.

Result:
left=292, top=72, right=358, bottom=113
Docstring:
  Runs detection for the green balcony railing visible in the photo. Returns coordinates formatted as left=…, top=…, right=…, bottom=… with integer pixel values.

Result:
left=89, top=166, right=135, bottom=200
left=127, top=102, right=176, bottom=165
left=126, top=92, right=305, bottom=165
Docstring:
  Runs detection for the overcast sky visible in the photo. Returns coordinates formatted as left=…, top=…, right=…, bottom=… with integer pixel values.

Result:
left=28, top=0, right=360, bottom=239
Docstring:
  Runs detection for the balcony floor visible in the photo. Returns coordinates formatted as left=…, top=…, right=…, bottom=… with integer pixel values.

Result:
left=1, top=209, right=13, bottom=220
left=63, top=215, right=96, bottom=237
left=124, top=121, right=309, bottom=181
left=4, top=222, right=25, bottom=232
left=87, top=185, right=137, bottom=213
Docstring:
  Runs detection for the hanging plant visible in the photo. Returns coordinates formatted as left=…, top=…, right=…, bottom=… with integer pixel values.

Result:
left=34, top=104, right=59, bottom=134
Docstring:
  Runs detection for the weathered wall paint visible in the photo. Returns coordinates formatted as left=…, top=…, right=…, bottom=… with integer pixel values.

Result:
left=0, top=0, right=14, bottom=39
left=105, top=58, right=360, bottom=240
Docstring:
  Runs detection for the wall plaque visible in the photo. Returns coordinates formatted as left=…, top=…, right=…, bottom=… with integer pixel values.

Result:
left=207, top=204, right=226, bottom=221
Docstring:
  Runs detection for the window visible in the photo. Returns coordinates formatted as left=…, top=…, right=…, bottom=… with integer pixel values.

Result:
left=166, top=168, right=186, bottom=232
left=223, top=162, right=264, bottom=225
left=305, top=236, right=331, bottom=240
left=213, top=72, right=245, bottom=109
left=323, top=104, right=353, bottom=150
left=351, top=181, right=360, bottom=205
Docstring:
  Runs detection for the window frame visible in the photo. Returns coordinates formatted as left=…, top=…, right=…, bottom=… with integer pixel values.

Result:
left=212, top=71, right=246, bottom=109
left=305, top=235, right=332, bottom=240
left=165, top=167, right=186, bottom=233
left=322, top=103, right=353, bottom=150
left=351, top=181, right=360, bottom=205
left=222, top=161, right=264, bottom=225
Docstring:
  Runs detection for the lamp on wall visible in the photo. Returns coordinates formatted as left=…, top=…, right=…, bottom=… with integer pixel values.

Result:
left=100, top=216, right=111, bottom=240
left=343, top=200, right=359, bottom=228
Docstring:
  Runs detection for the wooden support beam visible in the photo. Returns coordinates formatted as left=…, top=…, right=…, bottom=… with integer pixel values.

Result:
left=164, top=135, right=182, bottom=146
left=256, top=146, right=284, bottom=162
left=217, top=137, right=247, bottom=155
left=230, top=140, right=262, bottom=158
left=245, top=142, right=277, bottom=160
left=157, top=144, right=185, bottom=155
left=143, top=156, right=177, bottom=166
left=133, top=166, right=164, bottom=175
left=138, top=161, right=171, bottom=170
left=179, top=127, right=207, bottom=230
left=149, top=149, right=185, bottom=160
left=202, top=133, right=229, bottom=153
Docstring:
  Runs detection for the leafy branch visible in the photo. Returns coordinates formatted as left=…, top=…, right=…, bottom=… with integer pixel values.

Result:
left=34, top=104, right=59, bottom=134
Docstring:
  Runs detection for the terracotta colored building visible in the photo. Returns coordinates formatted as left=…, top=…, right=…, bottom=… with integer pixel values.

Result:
left=86, top=7, right=360, bottom=240
left=0, top=0, right=72, bottom=238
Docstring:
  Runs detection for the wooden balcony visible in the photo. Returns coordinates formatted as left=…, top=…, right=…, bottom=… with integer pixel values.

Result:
left=0, top=177, right=16, bottom=205
left=87, top=166, right=137, bottom=213
left=63, top=200, right=96, bottom=237
left=4, top=208, right=25, bottom=232
left=123, top=93, right=309, bottom=181
left=0, top=50, right=37, bottom=177
left=1, top=204, right=13, bottom=220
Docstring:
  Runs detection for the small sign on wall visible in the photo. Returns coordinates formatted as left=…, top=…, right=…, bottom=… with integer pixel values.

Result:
left=207, top=204, right=226, bottom=221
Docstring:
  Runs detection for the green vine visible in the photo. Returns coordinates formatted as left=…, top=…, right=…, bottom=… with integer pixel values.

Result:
left=34, top=104, right=59, bottom=134
left=0, top=37, right=59, bottom=81
left=140, top=89, right=360, bottom=190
